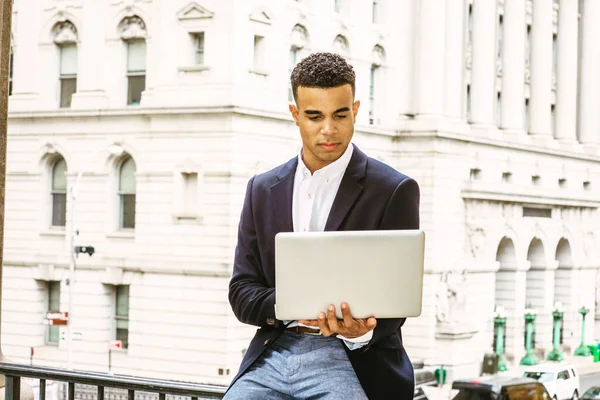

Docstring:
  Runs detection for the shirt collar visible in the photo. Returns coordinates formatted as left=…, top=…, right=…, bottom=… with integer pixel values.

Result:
left=297, top=143, right=354, bottom=179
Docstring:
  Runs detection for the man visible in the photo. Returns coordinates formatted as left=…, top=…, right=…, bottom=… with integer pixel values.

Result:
left=226, top=52, right=420, bottom=399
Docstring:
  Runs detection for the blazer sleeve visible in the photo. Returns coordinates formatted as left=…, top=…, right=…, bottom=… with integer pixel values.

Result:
left=367, top=177, right=420, bottom=348
left=228, top=177, right=277, bottom=328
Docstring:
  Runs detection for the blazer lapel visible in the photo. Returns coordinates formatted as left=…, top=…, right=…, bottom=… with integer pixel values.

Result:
left=324, top=145, right=368, bottom=231
left=269, top=157, right=297, bottom=233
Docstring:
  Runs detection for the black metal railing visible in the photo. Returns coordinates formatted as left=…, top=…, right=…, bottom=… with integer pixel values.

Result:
left=0, top=363, right=227, bottom=400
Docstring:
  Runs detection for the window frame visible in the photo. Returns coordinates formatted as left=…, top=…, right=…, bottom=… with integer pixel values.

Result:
left=59, top=44, right=78, bottom=108
left=118, top=156, right=136, bottom=230
left=114, top=285, right=130, bottom=350
left=125, top=40, right=147, bottom=106
left=46, top=281, right=61, bottom=345
left=50, top=158, right=67, bottom=228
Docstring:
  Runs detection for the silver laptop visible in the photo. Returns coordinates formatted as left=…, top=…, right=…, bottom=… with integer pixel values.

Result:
left=274, top=230, right=425, bottom=320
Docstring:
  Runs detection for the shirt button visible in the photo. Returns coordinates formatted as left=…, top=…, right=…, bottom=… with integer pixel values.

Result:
left=264, top=339, right=271, bottom=346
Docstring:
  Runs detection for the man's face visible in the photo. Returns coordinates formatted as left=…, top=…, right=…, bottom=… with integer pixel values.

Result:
left=289, top=84, right=360, bottom=173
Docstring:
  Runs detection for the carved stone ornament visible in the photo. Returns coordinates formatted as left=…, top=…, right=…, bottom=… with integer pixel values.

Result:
left=468, top=226, right=486, bottom=258
left=52, top=21, right=78, bottom=44
left=333, top=35, right=349, bottom=57
left=496, top=58, right=503, bottom=78
left=119, top=15, right=147, bottom=40
left=465, top=42, right=472, bottom=70
left=291, top=24, right=308, bottom=49
left=372, top=45, right=386, bottom=67
left=436, top=270, right=468, bottom=325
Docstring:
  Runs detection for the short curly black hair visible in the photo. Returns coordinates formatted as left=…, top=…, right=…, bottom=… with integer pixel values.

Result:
left=290, top=52, right=356, bottom=103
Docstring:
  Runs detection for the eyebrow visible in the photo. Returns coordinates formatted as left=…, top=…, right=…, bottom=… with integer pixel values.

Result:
left=304, top=107, right=351, bottom=115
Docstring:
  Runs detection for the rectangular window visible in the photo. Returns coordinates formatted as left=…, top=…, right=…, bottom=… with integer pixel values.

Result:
left=52, top=193, right=67, bottom=226
left=120, top=194, right=136, bottom=229
left=127, top=41, right=146, bottom=105
left=47, top=281, right=61, bottom=344
left=9, top=50, right=13, bottom=96
left=59, top=44, right=77, bottom=108
left=372, top=0, right=379, bottom=24
left=369, top=65, right=379, bottom=125
left=496, top=92, right=502, bottom=127
left=466, top=85, right=471, bottom=122
left=288, top=48, right=298, bottom=102
left=253, top=35, right=265, bottom=71
left=551, top=104, right=556, bottom=137
left=523, top=207, right=552, bottom=218
left=334, top=0, right=341, bottom=13
left=183, top=172, right=198, bottom=216
left=115, top=285, right=130, bottom=349
left=194, top=32, right=204, bottom=65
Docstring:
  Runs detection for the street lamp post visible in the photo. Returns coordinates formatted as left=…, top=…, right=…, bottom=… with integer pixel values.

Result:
left=547, top=302, right=564, bottom=361
left=574, top=306, right=592, bottom=357
left=66, top=144, right=123, bottom=370
left=494, top=306, right=508, bottom=372
left=520, top=308, right=539, bottom=366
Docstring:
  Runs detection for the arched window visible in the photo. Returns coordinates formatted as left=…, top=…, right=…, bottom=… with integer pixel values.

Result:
left=52, top=21, right=78, bottom=108
left=369, top=45, right=386, bottom=125
left=333, top=35, right=349, bottom=58
left=119, top=16, right=147, bottom=105
left=289, top=24, right=309, bottom=102
left=118, top=157, right=136, bottom=229
left=51, top=157, right=67, bottom=227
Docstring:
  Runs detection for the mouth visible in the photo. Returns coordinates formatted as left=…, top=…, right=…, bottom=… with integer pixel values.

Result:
left=318, top=143, right=340, bottom=151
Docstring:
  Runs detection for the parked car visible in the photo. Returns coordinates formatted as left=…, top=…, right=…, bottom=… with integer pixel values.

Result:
left=582, top=386, right=600, bottom=400
left=452, top=376, right=551, bottom=399
left=413, top=369, right=438, bottom=399
left=523, top=363, right=580, bottom=400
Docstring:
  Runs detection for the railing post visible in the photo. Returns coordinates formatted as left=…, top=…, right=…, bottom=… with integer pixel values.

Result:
left=5, top=376, right=20, bottom=400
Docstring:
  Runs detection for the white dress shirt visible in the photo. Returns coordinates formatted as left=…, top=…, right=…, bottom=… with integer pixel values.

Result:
left=286, top=143, right=373, bottom=349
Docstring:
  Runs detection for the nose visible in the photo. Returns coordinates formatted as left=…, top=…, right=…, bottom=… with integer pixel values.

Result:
left=321, top=118, right=336, bottom=135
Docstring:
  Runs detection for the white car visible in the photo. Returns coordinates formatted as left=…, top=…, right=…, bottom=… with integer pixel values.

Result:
left=523, top=363, right=580, bottom=400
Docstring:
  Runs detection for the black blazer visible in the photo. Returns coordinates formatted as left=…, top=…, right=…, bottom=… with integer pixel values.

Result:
left=228, top=145, right=420, bottom=399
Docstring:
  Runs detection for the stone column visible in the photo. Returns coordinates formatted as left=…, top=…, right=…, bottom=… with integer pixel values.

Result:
left=70, top=0, right=109, bottom=109
left=0, top=0, right=34, bottom=398
left=554, top=0, right=579, bottom=142
left=500, top=0, right=526, bottom=131
left=392, top=0, right=416, bottom=118
left=443, top=0, right=465, bottom=119
left=470, top=0, right=497, bottom=125
left=578, top=0, right=600, bottom=145
left=414, top=0, right=446, bottom=117
left=528, top=0, right=553, bottom=136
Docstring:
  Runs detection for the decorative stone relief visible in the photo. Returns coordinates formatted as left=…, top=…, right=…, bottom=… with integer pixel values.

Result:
left=291, top=24, right=308, bottom=49
left=467, top=226, right=486, bottom=258
left=177, top=2, right=215, bottom=21
left=372, top=45, right=386, bottom=67
left=436, top=270, right=468, bottom=325
left=119, top=15, right=147, bottom=40
left=496, top=58, right=503, bottom=78
left=465, top=43, right=472, bottom=70
left=52, top=20, right=78, bottom=44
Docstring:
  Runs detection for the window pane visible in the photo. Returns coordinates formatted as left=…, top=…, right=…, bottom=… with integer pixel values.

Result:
left=116, top=285, right=130, bottom=317
left=52, top=193, right=67, bottom=227
left=253, top=36, right=264, bottom=70
left=60, top=45, right=78, bottom=75
left=119, top=158, right=137, bottom=192
left=60, top=78, right=77, bottom=108
left=127, top=41, right=147, bottom=72
left=127, top=75, right=145, bottom=105
left=116, top=328, right=129, bottom=349
left=120, top=194, right=136, bottom=229
left=52, top=159, right=67, bottom=190
left=195, top=33, right=204, bottom=65
left=48, top=326, right=60, bottom=344
left=183, top=172, right=198, bottom=214
left=49, top=281, right=61, bottom=311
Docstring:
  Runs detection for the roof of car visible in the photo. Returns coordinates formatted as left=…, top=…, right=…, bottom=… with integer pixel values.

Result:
left=524, top=363, right=576, bottom=372
left=453, top=376, right=541, bottom=392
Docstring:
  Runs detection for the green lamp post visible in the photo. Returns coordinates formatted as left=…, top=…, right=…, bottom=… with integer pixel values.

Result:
left=574, top=306, right=592, bottom=357
left=547, top=302, right=564, bottom=361
left=494, top=306, right=508, bottom=372
left=520, top=308, right=539, bottom=366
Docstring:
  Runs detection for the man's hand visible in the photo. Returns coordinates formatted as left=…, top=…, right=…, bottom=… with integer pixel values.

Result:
left=299, top=302, right=377, bottom=338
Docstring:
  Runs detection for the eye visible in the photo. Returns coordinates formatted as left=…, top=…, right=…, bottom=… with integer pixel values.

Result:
left=336, top=114, right=348, bottom=119
left=309, top=116, right=322, bottom=121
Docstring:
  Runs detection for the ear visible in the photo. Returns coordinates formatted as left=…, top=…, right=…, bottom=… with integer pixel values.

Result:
left=289, top=104, right=300, bottom=125
left=352, top=100, right=360, bottom=120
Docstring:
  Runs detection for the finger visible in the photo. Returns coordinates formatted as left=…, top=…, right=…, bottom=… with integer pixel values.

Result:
left=341, top=302, right=354, bottom=327
left=318, top=312, right=333, bottom=336
left=298, top=320, right=319, bottom=327
left=327, top=304, right=339, bottom=333
left=366, top=317, right=377, bottom=331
